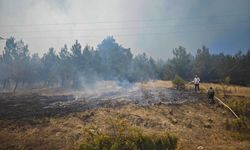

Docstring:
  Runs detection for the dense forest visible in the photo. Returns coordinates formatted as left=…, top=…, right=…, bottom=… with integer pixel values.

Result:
left=0, top=36, right=250, bottom=92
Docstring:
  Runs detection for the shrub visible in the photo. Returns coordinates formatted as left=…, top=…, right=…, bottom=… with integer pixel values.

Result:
left=224, top=98, right=250, bottom=140
left=230, top=116, right=248, bottom=131
left=221, top=76, right=231, bottom=97
left=224, top=76, right=231, bottom=85
left=78, top=118, right=177, bottom=150
left=172, top=75, right=185, bottom=90
left=228, top=99, right=250, bottom=118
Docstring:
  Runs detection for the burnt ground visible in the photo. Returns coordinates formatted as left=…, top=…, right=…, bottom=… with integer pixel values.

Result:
left=0, top=88, right=203, bottom=120
left=0, top=81, right=249, bottom=150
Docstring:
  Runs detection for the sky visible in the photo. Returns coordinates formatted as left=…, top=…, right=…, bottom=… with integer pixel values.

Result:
left=0, top=0, right=250, bottom=59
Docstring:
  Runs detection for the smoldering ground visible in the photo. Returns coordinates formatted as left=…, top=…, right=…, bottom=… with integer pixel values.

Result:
left=0, top=80, right=204, bottom=120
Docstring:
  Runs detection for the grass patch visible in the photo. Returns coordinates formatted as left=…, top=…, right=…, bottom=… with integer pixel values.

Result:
left=78, top=118, right=177, bottom=150
left=224, top=98, right=250, bottom=140
left=200, top=83, right=250, bottom=97
left=172, top=75, right=185, bottom=90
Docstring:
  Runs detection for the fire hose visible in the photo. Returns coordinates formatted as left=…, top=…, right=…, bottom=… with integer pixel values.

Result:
left=188, top=82, right=240, bottom=120
left=214, top=96, right=240, bottom=119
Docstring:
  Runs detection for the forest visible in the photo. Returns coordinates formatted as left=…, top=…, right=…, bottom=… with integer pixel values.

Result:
left=0, top=36, right=250, bottom=92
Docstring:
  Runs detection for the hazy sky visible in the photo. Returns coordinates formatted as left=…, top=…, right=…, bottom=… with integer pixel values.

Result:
left=0, top=0, right=250, bottom=59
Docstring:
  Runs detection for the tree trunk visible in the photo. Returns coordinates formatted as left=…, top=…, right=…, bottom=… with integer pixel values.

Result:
left=6, top=79, right=10, bottom=89
left=3, top=80, right=6, bottom=89
left=61, top=76, right=65, bottom=87
left=13, top=81, right=19, bottom=93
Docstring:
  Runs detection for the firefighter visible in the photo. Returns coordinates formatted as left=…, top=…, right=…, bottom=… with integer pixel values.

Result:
left=208, top=87, right=215, bottom=104
left=193, top=75, right=200, bottom=93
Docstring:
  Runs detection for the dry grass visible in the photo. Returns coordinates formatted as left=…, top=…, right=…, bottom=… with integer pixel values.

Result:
left=197, top=83, right=250, bottom=97
left=0, top=81, right=250, bottom=150
left=140, top=80, right=173, bottom=90
left=1, top=101, right=250, bottom=150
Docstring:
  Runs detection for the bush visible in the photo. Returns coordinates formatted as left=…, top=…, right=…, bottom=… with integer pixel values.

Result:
left=224, top=98, right=250, bottom=140
left=221, top=76, right=231, bottom=97
left=172, top=75, right=185, bottom=89
left=78, top=118, right=178, bottom=150
left=231, top=116, right=249, bottom=131
left=228, top=99, right=250, bottom=118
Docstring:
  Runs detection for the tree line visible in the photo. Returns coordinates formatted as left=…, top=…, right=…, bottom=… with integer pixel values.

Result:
left=0, top=36, right=249, bottom=92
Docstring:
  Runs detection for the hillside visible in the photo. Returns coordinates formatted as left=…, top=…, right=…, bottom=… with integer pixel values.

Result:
left=0, top=81, right=249, bottom=150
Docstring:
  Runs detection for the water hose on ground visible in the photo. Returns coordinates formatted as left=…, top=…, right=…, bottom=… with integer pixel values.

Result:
left=214, top=96, right=240, bottom=119
left=189, top=83, right=240, bottom=120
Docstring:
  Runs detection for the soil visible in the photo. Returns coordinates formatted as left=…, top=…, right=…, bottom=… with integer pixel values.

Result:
left=0, top=81, right=249, bottom=150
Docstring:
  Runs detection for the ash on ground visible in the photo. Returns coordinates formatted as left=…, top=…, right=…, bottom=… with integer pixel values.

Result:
left=0, top=82, right=204, bottom=120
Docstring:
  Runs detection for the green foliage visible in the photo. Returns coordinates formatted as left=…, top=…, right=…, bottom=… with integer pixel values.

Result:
left=170, top=46, right=193, bottom=79
left=221, top=76, right=232, bottom=97
left=193, top=46, right=215, bottom=81
left=1, top=37, right=250, bottom=90
left=224, top=76, right=231, bottom=85
left=231, top=116, right=249, bottom=131
left=224, top=99, right=250, bottom=140
left=228, top=99, right=250, bottom=120
left=78, top=118, right=177, bottom=150
left=172, top=75, right=185, bottom=89
left=226, top=116, right=250, bottom=140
